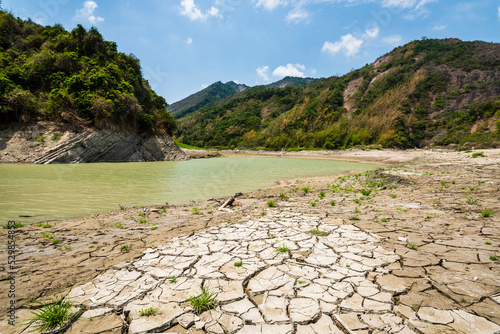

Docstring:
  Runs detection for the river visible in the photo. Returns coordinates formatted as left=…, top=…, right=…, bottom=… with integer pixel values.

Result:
left=0, top=156, right=378, bottom=224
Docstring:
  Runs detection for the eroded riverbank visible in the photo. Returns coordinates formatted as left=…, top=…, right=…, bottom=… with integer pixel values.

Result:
left=1, top=148, right=499, bottom=333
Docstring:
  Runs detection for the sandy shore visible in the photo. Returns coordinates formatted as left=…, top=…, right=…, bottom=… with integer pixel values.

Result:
left=1, top=148, right=499, bottom=333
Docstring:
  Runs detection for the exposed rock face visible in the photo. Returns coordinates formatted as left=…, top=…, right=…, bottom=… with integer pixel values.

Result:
left=0, top=122, right=188, bottom=163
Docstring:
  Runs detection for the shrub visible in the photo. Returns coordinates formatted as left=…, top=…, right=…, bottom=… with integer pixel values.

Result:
left=472, top=152, right=485, bottom=158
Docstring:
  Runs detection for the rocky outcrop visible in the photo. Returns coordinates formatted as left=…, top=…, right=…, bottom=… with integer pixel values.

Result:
left=0, top=122, right=188, bottom=163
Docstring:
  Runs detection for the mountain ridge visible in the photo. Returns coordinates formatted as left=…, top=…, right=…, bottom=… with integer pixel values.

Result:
left=175, top=38, right=500, bottom=150
left=168, top=77, right=319, bottom=120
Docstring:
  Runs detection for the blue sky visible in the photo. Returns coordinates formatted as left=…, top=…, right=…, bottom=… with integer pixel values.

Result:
left=2, top=0, right=499, bottom=103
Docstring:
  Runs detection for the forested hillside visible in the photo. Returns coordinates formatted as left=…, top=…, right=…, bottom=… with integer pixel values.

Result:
left=168, top=81, right=248, bottom=119
left=0, top=10, right=176, bottom=135
left=176, top=39, right=500, bottom=149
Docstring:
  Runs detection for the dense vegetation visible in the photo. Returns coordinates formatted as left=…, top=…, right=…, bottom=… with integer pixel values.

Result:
left=168, top=81, right=248, bottom=119
left=176, top=39, right=500, bottom=149
left=0, top=10, right=176, bottom=134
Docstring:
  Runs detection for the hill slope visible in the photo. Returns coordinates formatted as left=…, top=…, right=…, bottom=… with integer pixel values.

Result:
left=0, top=10, right=176, bottom=135
left=168, top=81, right=248, bottom=119
left=176, top=39, right=500, bottom=149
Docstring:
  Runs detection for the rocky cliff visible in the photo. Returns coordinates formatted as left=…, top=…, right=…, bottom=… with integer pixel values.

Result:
left=0, top=122, right=188, bottom=163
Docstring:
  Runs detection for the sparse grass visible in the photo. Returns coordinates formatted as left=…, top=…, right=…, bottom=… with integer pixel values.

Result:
left=51, top=132, right=62, bottom=141
left=466, top=198, right=478, bottom=205
left=489, top=254, right=499, bottom=261
left=297, top=280, right=307, bottom=284
left=121, top=244, right=131, bottom=253
left=4, top=221, right=24, bottom=228
left=151, top=226, right=158, bottom=230
left=139, top=307, right=159, bottom=317
left=64, top=246, right=72, bottom=250
left=279, top=193, right=285, bottom=200
left=308, top=229, right=328, bottom=236
left=354, top=207, right=361, bottom=213
left=126, top=232, right=134, bottom=236
left=88, top=245, right=95, bottom=249
left=275, top=244, right=291, bottom=254
left=138, top=218, right=147, bottom=224
left=485, top=241, right=492, bottom=245
left=51, top=239, right=60, bottom=245
left=267, top=200, right=276, bottom=208
left=207, top=211, right=213, bottom=214
left=330, top=200, right=336, bottom=206
left=349, top=216, right=360, bottom=220
left=407, top=243, right=419, bottom=250
left=380, top=218, right=388, bottom=222
left=360, top=189, right=372, bottom=196
left=472, top=152, right=485, bottom=158
left=390, top=194, right=397, bottom=198
left=26, top=292, right=78, bottom=332
left=302, top=187, right=310, bottom=194
left=479, top=209, right=493, bottom=217
left=192, top=207, right=202, bottom=215
left=37, top=135, right=46, bottom=143
left=38, top=222, right=52, bottom=228
left=319, top=191, right=325, bottom=199
left=309, top=201, right=317, bottom=207
left=187, top=286, right=218, bottom=315
left=460, top=298, right=467, bottom=303
left=234, top=261, right=243, bottom=267
left=169, top=276, right=177, bottom=283
left=114, top=223, right=124, bottom=228
left=260, top=211, right=267, bottom=216
left=42, top=232, right=54, bottom=239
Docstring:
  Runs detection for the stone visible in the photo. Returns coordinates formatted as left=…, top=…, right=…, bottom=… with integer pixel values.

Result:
left=125, top=302, right=187, bottom=334
left=289, top=298, right=321, bottom=324
left=296, top=314, right=344, bottom=334
left=417, top=307, right=454, bottom=325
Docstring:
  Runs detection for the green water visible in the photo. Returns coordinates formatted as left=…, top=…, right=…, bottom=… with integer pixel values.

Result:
left=0, top=157, right=378, bottom=224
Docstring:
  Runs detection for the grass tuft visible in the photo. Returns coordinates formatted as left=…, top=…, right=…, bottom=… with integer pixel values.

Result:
left=187, top=286, right=218, bottom=315
left=275, top=244, right=291, bottom=254
left=234, top=261, right=243, bottom=267
left=267, top=200, right=276, bottom=208
left=27, top=292, right=78, bottom=332
left=479, top=208, right=493, bottom=217
left=139, top=307, right=159, bottom=317
left=308, top=229, right=328, bottom=236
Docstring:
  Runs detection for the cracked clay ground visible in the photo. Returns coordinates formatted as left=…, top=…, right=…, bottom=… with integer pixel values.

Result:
left=1, top=149, right=500, bottom=334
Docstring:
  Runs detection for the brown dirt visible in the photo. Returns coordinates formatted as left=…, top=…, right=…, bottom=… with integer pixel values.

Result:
left=1, top=148, right=499, bottom=332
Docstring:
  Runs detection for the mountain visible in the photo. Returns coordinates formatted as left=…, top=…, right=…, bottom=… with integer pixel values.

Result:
left=265, top=76, right=318, bottom=89
left=168, top=81, right=249, bottom=119
left=175, top=39, right=500, bottom=150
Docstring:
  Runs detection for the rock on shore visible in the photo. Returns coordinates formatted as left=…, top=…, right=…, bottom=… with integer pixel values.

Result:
left=0, top=122, right=188, bottom=163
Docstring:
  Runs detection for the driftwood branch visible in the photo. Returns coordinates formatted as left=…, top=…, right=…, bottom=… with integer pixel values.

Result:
left=219, top=196, right=235, bottom=211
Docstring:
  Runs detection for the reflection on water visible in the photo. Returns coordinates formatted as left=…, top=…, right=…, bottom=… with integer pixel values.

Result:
left=0, top=157, right=377, bottom=224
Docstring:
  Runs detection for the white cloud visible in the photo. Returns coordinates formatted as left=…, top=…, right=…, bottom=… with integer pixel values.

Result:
left=255, top=0, right=288, bottom=11
left=180, top=0, right=221, bottom=21
left=364, top=26, right=379, bottom=39
left=74, top=1, right=104, bottom=25
left=322, top=34, right=364, bottom=57
left=272, top=64, right=305, bottom=78
left=382, top=0, right=437, bottom=10
left=432, top=24, right=446, bottom=31
left=201, top=84, right=209, bottom=89
left=286, top=7, right=310, bottom=23
left=186, top=37, right=193, bottom=45
left=498, top=6, right=500, bottom=19
left=257, top=66, right=270, bottom=81
left=382, top=35, right=403, bottom=45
